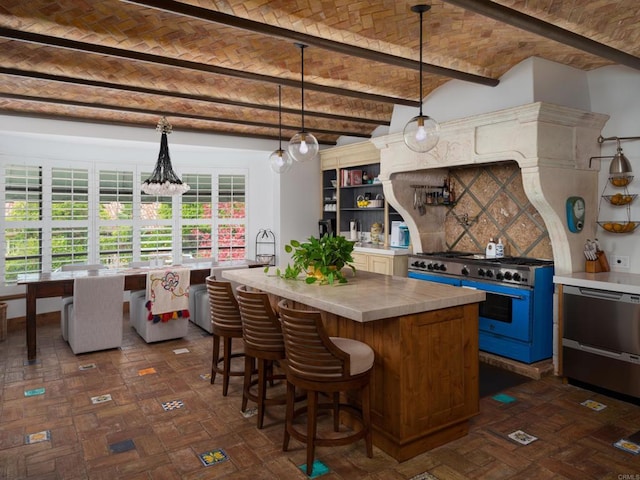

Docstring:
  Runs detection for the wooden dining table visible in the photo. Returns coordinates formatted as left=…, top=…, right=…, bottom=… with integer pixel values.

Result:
left=18, top=260, right=263, bottom=362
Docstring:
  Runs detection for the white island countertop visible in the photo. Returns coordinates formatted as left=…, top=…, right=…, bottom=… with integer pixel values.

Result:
left=553, top=271, right=640, bottom=295
left=223, top=268, right=485, bottom=322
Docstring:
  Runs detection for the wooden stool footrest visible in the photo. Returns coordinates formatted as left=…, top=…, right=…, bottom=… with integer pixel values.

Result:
left=212, top=352, right=246, bottom=377
left=287, top=402, right=369, bottom=448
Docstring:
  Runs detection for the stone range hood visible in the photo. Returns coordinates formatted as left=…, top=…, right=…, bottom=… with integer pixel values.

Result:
left=371, top=102, right=609, bottom=275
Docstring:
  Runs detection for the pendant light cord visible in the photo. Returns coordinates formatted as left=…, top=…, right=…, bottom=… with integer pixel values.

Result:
left=278, top=85, right=283, bottom=150
left=297, top=43, right=307, bottom=133
left=418, top=8, right=424, bottom=117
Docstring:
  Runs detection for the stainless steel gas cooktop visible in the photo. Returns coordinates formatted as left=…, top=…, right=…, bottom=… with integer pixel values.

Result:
left=408, top=251, right=554, bottom=287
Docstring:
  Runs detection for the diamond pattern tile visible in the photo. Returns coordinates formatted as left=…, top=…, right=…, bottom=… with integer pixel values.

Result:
left=447, top=162, right=552, bottom=258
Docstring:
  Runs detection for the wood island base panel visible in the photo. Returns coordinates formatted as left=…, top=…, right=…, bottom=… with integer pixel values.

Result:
left=314, top=303, right=479, bottom=462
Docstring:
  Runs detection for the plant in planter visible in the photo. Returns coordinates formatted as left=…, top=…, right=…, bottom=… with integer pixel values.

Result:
left=267, top=234, right=356, bottom=285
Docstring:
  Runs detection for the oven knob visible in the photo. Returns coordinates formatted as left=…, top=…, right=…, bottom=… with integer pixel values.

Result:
left=503, top=272, right=513, bottom=280
left=427, top=263, right=433, bottom=270
left=440, top=264, right=447, bottom=272
left=461, top=267, right=469, bottom=276
left=433, top=263, right=441, bottom=271
left=486, top=270, right=493, bottom=278
left=495, top=272, right=503, bottom=280
left=411, top=261, right=419, bottom=268
left=419, top=261, right=426, bottom=269
left=478, top=268, right=485, bottom=277
left=513, top=272, right=521, bottom=282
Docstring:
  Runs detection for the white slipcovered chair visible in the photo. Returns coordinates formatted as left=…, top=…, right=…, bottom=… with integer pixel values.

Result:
left=67, top=274, right=125, bottom=354
left=180, top=257, right=211, bottom=325
left=130, top=268, right=190, bottom=343
left=127, top=260, right=151, bottom=311
left=191, top=263, right=250, bottom=333
left=60, top=263, right=106, bottom=341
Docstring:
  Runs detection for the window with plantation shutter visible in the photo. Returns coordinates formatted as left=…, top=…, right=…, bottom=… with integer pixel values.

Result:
left=4, top=165, right=42, bottom=221
left=217, top=174, right=246, bottom=261
left=2, top=165, right=43, bottom=282
left=99, top=170, right=134, bottom=267
left=181, top=173, right=213, bottom=259
left=139, top=170, right=174, bottom=263
left=4, top=228, right=41, bottom=283
left=51, top=226, right=89, bottom=269
left=50, top=168, right=91, bottom=270
left=1, top=161, right=247, bottom=284
left=51, top=168, right=89, bottom=220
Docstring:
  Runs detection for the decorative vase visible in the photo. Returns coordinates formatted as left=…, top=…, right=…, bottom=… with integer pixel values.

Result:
left=370, top=222, right=383, bottom=244
left=306, top=264, right=338, bottom=282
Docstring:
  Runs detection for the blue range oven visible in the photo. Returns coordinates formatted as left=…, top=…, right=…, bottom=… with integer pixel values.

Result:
left=408, top=253, right=554, bottom=364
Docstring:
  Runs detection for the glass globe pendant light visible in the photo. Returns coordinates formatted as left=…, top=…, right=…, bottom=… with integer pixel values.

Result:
left=403, top=4, right=439, bottom=153
left=270, top=85, right=293, bottom=174
left=288, top=43, right=319, bottom=162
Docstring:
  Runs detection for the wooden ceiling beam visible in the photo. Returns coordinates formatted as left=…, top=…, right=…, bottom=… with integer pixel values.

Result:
left=0, top=109, right=318, bottom=144
left=442, top=0, right=640, bottom=71
left=122, top=0, right=499, bottom=87
left=0, top=92, right=371, bottom=138
left=0, top=68, right=387, bottom=127
left=0, top=27, right=416, bottom=107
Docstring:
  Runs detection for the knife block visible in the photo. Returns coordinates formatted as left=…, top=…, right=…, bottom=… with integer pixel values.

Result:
left=585, top=251, right=610, bottom=273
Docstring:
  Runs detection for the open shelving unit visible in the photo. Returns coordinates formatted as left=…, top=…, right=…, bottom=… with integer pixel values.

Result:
left=320, top=142, right=403, bottom=246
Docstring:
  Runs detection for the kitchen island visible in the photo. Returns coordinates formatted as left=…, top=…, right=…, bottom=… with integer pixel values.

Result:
left=223, top=268, right=486, bottom=461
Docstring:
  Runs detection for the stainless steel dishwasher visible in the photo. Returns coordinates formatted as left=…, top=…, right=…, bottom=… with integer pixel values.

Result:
left=562, top=285, right=640, bottom=399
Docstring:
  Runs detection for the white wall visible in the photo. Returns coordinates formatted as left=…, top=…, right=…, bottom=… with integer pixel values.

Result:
left=391, top=57, right=535, bottom=131
left=275, top=157, right=322, bottom=268
left=0, top=115, right=318, bottom=316
left=391, top=57, right=593, bottom=132
left=532, top=57, right=591, bottom=111
left=587, top=65, right=640, bottom=273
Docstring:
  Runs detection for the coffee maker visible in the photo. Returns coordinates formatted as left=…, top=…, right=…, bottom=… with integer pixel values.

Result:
left=318, top=219, right=334, bottom=237
left=390, top=221, right=410, bottom=248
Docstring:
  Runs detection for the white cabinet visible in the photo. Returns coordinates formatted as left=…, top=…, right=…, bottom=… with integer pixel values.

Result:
left=368, top=254, right=393, bottom=275
left=352, top=251, right=408, bottom=276
left=351, top=251, right=369, bottom=271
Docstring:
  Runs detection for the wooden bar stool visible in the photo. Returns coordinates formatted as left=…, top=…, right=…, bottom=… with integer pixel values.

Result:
left=206, top=277, right=246, bottom=396
left=278, top=300, right=374, bottom=476
left=236, top=285, right=288, bottom=428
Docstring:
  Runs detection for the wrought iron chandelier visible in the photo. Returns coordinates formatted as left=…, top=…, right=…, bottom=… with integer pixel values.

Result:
left=141, top=117, right=190, bottom=196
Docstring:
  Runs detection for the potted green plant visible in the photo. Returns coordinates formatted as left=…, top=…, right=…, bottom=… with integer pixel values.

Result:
left=267, top=234, right=356, bottom=285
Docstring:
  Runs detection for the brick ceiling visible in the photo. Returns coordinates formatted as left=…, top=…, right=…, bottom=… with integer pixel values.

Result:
left=0, top=0, right=638, bottom=145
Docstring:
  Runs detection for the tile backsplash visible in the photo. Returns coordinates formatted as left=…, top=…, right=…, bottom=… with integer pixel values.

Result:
left=445, top=161, right=553, bottom=259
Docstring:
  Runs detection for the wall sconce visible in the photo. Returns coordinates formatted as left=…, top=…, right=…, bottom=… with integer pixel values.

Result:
left=590, top=135, right=640, bottom=176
